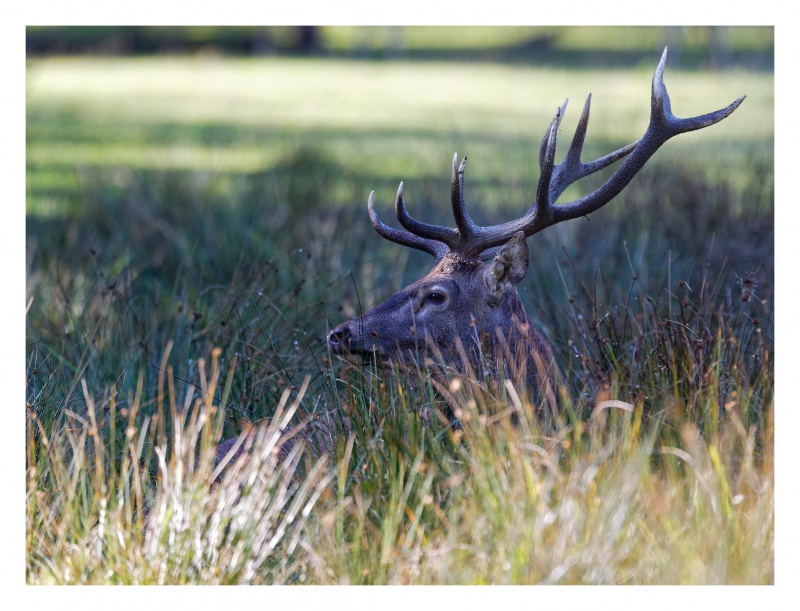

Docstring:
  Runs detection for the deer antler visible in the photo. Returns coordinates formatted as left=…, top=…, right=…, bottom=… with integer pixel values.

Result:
left=368, top=47, right=745, bottom=262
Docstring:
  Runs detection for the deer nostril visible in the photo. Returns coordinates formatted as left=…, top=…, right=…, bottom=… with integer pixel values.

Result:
left=328, top=326, right=350, bottom=347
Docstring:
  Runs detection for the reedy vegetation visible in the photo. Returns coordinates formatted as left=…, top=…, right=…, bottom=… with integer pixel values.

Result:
left=26, top=56, right=773, bottom=584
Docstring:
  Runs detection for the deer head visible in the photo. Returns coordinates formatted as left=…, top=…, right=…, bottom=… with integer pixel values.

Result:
left=328, top=48, right=744, bottom=397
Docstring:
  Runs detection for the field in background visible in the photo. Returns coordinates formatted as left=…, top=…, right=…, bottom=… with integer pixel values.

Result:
left=27, top=26, right=774, bottom=69
left=26, top=39, right=774, bottom=584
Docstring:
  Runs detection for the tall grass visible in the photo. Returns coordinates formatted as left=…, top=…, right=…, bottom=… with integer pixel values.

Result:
left=26, top=54, right=773, bottom=584
left=26, top=348, right=333, bottom=584
left=26, top=292, right=773, bottom=583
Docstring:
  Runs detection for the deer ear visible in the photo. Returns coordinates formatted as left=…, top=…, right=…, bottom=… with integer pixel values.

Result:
left=483, top=232, right=529, bottom=301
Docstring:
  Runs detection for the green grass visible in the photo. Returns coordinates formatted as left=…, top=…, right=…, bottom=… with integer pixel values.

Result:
left=26, top=53, right=773, bottom=584
left=27, top=57, right=772, bottom=211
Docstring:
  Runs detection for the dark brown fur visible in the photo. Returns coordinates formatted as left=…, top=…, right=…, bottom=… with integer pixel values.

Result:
left=329, top=234, right=563, bottom=410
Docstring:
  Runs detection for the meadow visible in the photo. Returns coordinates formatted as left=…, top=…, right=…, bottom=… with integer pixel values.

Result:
left=26, top=49, right=773, bottom=584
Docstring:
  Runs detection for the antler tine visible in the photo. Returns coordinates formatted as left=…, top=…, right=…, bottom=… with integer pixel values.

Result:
left=539, top=99, right=568, bottom=168
left=651, top=46, right=746, bottom=134
left=652, top=46, right=672, bottom=123
left=548, top=94, right=640, bottom=204
left=394, top=182, right=459, bottom=246
left=534, top=100, right=567, bottom=221
left=451, top=153, right=477, bottom=239
left=564, top=94, right=591, bottom=167
left=368, top=191, right=448, bottom=260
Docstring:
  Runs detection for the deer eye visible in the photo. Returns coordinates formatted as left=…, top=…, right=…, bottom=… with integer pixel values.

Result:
left=427, top=291, right=445, bottom=304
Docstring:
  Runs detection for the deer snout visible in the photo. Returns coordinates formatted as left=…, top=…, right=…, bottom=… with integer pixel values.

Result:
left=328, top=324, right=354, bottom=353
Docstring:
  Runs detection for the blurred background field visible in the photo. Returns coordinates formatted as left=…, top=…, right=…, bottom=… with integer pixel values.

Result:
left=25, top=26, right=774, bottom=585
left=26, top=25, right=774, bottom=68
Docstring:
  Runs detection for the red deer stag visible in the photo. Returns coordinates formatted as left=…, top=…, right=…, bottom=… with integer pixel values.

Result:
left=217, top=48, right=743, bottom=469
left=327, top=48, right=744, bottom=409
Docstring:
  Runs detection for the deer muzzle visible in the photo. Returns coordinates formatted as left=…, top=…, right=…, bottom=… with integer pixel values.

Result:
left=328, top=320, right=387, bottom=362
left=328, top=322, right=372, bottom=354
left=327, top=324, right=354, bottom=353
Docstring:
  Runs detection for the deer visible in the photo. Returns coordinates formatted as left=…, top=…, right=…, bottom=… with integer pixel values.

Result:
left=217, top=48, right=743, bottom=468
left=326, top=48, right=744, bottom=414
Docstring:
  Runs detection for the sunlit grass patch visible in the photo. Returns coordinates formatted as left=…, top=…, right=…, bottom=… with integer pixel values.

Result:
left=26, top=57, right=772, bottom=216
left=26, top=351, right=332, bottom=585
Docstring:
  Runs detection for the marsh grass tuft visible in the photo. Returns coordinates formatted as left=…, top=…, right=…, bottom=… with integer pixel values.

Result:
left=26, top=350, right=333, bottom=584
